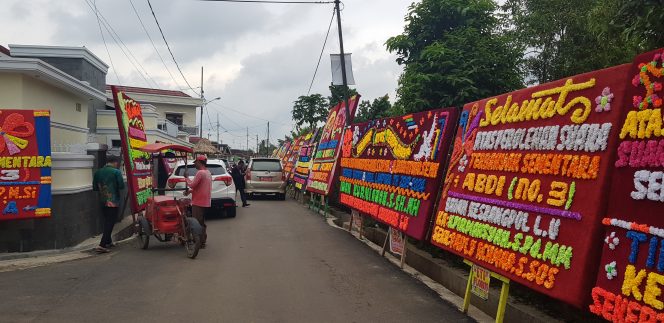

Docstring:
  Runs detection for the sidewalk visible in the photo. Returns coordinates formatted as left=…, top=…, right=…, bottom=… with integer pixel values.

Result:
left=0, top=216, right=135, bottom=272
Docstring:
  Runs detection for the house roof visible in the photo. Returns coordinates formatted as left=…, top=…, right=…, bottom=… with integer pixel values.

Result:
left=0, top=55, right=106, bottom=102
left=107, top=85, right=192, bottom=98
left=9, top=44, right=109, bottom=72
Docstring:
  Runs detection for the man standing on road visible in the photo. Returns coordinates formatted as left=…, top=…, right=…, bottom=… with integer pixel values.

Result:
left=92, top=155, right=125, bottom=253
left=231, top=159, right=249, bottom=207
left=185, top=155, right=212, bottom=248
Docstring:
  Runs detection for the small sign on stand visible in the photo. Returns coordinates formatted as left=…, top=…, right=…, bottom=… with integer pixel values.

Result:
left=471, top=264, right=490, bottom=300
left=462, top=260, right=510, bottom=323
left=349, top=209, right=363, bottom=239
left=381, top=227, right=408, bottom=268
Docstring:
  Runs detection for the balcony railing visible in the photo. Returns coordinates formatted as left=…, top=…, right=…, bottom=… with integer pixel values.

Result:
left=157, top=119, right=179, bottom=137
left=179, top=125, right=199, bottom=135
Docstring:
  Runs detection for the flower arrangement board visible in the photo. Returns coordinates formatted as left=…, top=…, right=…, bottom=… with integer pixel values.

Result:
left=283, top=135, right=306, bottom=181
left=429, top=63, right=634, bottom=308
left=589, top=49, right=664, bottom=321
left=338, top=107, right=458, bottom=240
left=111, top=86, right=151, bottom=213
left=274, top=141, right=290, bottom=159
left=292, top=130, right=318, bottom=190
left=306, top=95, right=360, bottom=195
left=0, top=109, right=52, bottom=220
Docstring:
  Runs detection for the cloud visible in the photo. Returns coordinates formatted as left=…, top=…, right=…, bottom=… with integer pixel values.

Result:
left=0, top=0, right=414, bottom=148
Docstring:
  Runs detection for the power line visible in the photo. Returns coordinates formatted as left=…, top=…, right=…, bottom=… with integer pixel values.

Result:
left=146, top=0, right=200, bottom=96
left=85, top=0, right=157, bottom=88
left=199, top=0, right=333, bottom=4
left=129, top=0, right=182, bottom=89
left=307, top=7, right=335, bottom=95
left=92, top=0, right=120, bottom=84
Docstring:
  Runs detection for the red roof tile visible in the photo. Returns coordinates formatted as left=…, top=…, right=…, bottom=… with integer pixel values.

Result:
left=107, top=84, right=193, bottom=98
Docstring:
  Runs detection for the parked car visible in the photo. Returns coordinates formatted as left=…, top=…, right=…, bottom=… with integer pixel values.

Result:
left=167, top=159, right=237, bottom=217
left=245, top=158, right=286, bottom=200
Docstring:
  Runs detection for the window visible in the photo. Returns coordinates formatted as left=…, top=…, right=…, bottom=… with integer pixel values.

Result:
left=251, top=159, right=282, bottom=172
left=165, top=113, right=183, bottom=126
left=76, top=103, right=82, bottom=112
left=175, top=164, right=226, bottom=176
left=111, top=140, right=122, bottom=148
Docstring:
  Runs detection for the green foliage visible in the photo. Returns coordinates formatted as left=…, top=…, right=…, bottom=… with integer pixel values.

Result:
left=258, top=139, right=277, bottom=156
left=355, top=95, right=393, bottom=123
left=291, top=94, right=328, bottom=132
left=602, top=0, right=664, bottom=53
left=386, top=0, right=523, bottom=113
left=328, top=85, right=359, bottom=107
left=503, top=0, right=638, bottom=84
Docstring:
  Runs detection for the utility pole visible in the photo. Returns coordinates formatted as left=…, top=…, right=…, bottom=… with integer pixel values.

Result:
left=216, top=113, right=220, bottom=144
left=199, top=66, right=204, bottom=138
left=246, top=127, right=249, bottom=154
left=335, top=0, right=351, bottom=126
left=256, top=134, right=259, bottom=156
left=267, top=122, right=270, bottom=155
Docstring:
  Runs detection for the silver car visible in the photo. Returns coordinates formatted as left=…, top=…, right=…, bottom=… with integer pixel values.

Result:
left=245, top=158, right=286, bottom=200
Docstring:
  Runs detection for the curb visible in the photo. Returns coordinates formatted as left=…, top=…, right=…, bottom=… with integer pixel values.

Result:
left=0, top=217, right=135, bottom=262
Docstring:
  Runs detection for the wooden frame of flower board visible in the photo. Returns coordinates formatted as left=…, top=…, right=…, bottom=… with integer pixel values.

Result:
left=463, top=259, right=510, bottom=323
left=430, top=63, right=634, bottom=308
left=588, top=49, right=664, bottom=322
left=0, top=109, right=52, bottom=220
left=306, top=95, right=359, bottom=196
left=338, top=108, right=459, bottom=241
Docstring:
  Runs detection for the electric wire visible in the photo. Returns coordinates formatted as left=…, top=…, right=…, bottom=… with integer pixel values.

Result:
left=199, top=0, right=333, bottom=4
left=146, top=0, right=200, bottom=96
left=85, top=0, right=157, bottom=88
left=92, top=0, right=120, bottom=84
left=129, top=0, right=182, bottom=89
left=307, top=7, right=335, bottom=95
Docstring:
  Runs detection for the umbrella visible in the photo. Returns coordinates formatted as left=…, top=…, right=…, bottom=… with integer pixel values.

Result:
left=193, top=138, right=220, bottom=155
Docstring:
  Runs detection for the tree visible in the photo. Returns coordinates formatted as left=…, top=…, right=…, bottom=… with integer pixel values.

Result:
left=593, top=0, right=664, bottom=55
left=386, top=0, right=523, bottom=113
left=328, top=85, right=359, bottom=107
left=355, top=95, right=393, bottom=123
left=291, top=94, right=328, bottom=132
left=502, top=0, right=638, bottom=85
left=258, top=139, right=277, bottom=156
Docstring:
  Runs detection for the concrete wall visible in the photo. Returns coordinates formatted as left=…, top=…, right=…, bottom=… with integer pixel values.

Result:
left=36, top=56, right=107, bottom=132
left=0, top=72, right=117, bottom=253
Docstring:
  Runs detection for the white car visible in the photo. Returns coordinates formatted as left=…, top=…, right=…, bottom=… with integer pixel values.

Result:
left=167, top=159, right=237, bottom=217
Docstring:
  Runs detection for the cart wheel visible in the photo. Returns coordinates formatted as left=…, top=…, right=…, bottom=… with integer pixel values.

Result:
left=184, top=217, right=202, bottom=259
left=136, top=216, right=151, bottom=250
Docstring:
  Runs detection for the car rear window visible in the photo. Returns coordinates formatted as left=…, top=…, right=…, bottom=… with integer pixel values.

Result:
left=251, top=160, right=282, bottom=172
left=175, top=164, right=226, bottom=176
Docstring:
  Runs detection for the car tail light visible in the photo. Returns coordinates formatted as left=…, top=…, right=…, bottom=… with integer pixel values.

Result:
left=245, top=169, right=251, bottom=181
left=167, top=177, right=186, bottom=188
left=214, top=175, right=233, bottom=186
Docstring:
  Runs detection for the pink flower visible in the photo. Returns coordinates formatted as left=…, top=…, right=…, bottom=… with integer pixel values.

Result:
left=595, top=87, right=614, bottom=112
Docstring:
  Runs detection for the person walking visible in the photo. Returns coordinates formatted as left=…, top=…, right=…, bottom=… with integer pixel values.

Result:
left=231, top=160, right=249, bottom=207
left=92, top=155, right=125, bottom=253
left=185, top=155, right=212, bottom=248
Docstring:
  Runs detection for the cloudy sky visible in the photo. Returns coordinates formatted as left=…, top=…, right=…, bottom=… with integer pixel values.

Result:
left=0, top=0, right=414, bottom=150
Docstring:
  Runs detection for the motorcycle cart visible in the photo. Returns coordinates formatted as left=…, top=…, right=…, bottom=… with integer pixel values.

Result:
left=134, top=143, right=203, bottom=259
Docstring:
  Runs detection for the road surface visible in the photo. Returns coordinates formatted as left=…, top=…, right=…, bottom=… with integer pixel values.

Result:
left=0, top=199, right=474, bottom=323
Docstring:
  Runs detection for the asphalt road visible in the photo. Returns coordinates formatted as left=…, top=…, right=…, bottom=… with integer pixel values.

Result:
left=0, top=198, right=474, bottom=323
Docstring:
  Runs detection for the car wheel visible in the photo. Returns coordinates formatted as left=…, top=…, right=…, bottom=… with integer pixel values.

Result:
left=226, top=207, right=237, bottom=218
left=278, top=193, right=286, bottom=201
